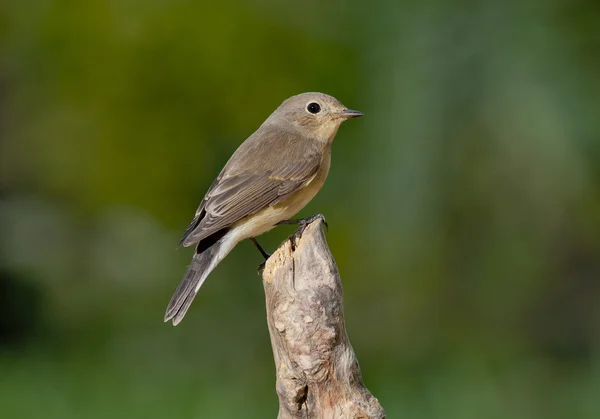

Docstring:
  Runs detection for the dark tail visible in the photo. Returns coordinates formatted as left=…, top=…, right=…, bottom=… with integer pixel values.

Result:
left=164, top=239, right=224, bottom=325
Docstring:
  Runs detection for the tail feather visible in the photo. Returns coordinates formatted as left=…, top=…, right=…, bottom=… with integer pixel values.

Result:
left=165, top=240, right=223, bottom=325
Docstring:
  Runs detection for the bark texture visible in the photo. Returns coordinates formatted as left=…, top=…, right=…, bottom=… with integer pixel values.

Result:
left=262, top=219, right=385, bottom=419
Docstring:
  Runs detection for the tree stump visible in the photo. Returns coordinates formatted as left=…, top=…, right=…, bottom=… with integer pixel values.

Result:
left=262, top=219, right=385, bottom=419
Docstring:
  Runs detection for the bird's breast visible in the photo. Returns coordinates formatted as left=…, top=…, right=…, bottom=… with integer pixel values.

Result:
left=275, top=148, right=331, bottom=218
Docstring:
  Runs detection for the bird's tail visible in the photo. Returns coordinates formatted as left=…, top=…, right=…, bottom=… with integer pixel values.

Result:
left=164, top=238, right=225, bottom=325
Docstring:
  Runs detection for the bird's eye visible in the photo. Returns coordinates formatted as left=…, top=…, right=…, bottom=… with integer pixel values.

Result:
left=307, top=102, right=321, bottom=114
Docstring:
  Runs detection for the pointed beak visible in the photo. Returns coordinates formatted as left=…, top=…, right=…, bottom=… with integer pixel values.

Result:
left=339, top=108, right=363, bottom=119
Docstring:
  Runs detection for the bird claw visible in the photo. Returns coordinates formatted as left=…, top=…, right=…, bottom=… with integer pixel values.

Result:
left=257, top=259, right=268, bottom=275
left=321, top=217, right=329, bottom=232
left=282, top=214, right=328, bottom=250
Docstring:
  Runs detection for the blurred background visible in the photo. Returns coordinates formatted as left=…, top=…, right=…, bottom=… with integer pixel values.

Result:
left=1, top=1, right=600, bottom=418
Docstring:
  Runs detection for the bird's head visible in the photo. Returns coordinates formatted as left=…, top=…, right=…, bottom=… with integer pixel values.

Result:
left=267, top=92, right=362, bottom=143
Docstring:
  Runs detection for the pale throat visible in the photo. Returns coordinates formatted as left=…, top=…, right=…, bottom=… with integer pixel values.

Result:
left=312, top=119, right=342, bottom=144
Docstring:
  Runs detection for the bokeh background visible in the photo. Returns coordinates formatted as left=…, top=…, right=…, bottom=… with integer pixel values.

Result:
left=2, top=1, right=600, bottom=418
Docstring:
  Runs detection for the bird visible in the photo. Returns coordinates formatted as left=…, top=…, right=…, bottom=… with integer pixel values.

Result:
left=165, top=92, right=362, bottom=325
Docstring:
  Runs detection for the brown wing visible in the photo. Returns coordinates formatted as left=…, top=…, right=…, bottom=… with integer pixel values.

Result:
left=179, top=128, right=323, bottom=247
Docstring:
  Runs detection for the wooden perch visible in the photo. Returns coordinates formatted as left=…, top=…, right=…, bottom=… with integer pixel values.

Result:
left=262, top=219, right=385, bottom=419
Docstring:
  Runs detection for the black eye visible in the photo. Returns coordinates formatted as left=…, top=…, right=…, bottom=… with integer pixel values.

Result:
left=307, top=102, right=321, bottom=114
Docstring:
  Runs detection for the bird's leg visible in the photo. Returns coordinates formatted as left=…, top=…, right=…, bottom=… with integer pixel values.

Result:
left=250, top=237, right=271, bottom=259
left=276, top=214, right=328, bottom=249
left=277, top=213, right=328, bottom=232
left=250, top=237, right=271, bottom=272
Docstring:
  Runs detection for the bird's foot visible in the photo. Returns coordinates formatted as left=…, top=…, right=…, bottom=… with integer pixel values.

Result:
left=277, top=213, right=328, bottom=230
left=277, top=214, right=328, bottom=250
left=257, top=259, right=268, bottom=274
left=251, top=237, right=271, bottom=275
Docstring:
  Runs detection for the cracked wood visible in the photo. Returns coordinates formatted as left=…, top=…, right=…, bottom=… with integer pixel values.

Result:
left=262, top=219, right=385, bottom=419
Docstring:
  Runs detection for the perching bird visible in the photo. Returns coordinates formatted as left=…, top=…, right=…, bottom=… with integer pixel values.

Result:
left=165, top=92, right=362, bottom=325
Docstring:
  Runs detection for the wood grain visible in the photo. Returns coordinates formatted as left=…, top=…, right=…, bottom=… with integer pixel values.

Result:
left=263, top=219, right=385, bottom=419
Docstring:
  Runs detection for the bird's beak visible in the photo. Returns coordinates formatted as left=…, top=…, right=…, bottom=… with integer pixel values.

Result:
left=339, top=109, right=363, bottom=119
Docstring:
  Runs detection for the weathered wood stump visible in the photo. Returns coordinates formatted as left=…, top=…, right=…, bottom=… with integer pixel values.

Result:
left=262, top=219, right=385, bottom=419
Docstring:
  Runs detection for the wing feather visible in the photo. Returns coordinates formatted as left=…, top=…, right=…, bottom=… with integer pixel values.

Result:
left=179, top=127, right=323, bottom=247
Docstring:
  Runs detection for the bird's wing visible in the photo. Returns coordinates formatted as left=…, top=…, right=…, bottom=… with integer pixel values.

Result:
left=179, top=129, right=323, bottom=247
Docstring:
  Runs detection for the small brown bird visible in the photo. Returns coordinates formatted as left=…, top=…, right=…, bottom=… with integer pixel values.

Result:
left=165, top=92, right=362, bottom=325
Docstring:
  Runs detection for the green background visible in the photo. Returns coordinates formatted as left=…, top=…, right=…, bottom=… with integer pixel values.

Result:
left=2, top=1, right=600, bottom=418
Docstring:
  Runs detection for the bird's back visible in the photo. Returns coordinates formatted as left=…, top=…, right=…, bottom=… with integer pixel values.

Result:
left=222, top=122, right=325, bottom=178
